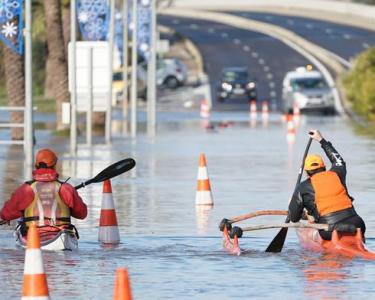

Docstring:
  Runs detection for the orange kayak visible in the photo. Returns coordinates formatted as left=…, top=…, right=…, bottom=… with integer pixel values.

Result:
left=296, top=227, right=375, bottom=260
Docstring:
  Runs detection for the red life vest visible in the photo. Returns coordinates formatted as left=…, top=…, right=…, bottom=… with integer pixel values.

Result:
left=310, top=171, right=352, bottom=217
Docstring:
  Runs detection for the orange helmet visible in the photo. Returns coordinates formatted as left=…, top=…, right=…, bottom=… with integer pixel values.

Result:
left=35, top=148, right=58, bottom=168
left=304, top=154, right=325, bottom=171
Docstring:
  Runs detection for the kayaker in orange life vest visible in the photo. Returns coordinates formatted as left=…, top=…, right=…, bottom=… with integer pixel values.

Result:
left=0, top=148, right=87, bottom=235
left=288, top=130, right=366, bottom=240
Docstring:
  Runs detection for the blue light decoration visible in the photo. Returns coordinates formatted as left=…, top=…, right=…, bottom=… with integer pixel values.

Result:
left=77, top=0, right=110, bottom=41
left=137, top=0, right=151, bottom=60
left=0, top=0, right=24, bottom=55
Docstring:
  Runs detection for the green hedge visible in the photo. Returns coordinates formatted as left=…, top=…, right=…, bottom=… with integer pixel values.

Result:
left=343, top=48, right=375, bottom=121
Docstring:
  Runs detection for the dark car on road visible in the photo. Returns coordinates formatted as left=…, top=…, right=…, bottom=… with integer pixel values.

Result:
left=217, top=67, right=257, bottom=102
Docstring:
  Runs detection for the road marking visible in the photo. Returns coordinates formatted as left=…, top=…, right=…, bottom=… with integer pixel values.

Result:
left=190, top=24, right=198, bottom=29
left=208, top=28, right=215, bottom=33
left=270, top=90, right=277, bottom=98
left=172, top=19, right=180, bottom=25
left=241, top=13, right=248, bottom=17
left=325, top=28, right=333, bottom=34
left=221, top=32, right=228, bottom=38
left=251, top=52, right=259, bottom=58
left=266, top=73, right=273, bottom=80
left=233, top=38, right=241, bottom=44
left=305, top=23, right=314, bottom=29
left=287, top=19, right=295, bottom=26
left=343, top=34, right=351, bottom=40
left=265, top=15, right=273, bottom=21
left=258, top=58, right=265, bottom=65
left=263, top=66, right=270, bottom=72
left=269, top=82, right=275, bottom=88
left=243, top=45, right=250, bottom=52
left=363, top=43, right=370, bottom=49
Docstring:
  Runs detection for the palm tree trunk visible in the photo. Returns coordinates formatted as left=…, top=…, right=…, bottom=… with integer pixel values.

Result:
left=44, top=0, right=70, bottom=130
left=2, top=45, right=25, bottom=140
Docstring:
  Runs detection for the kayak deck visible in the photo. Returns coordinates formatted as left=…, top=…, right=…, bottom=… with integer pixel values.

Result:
left=15, top=226, right=79, bottom=251
left=296, top=227, right=375, bottom=260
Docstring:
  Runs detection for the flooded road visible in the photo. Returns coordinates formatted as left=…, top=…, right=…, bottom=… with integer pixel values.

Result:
left=1, top=111, right=375, bottom=299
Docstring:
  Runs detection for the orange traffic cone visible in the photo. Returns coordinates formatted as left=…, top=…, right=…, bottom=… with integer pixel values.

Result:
left=113, top=268, right=132, bottom=300
left=293, top=102, right=301, bottom=117
left=286, top=114, right=296, bottom=144
left=261, top=101, right=269, bottom=127
left=22, top=223, right=50, bottom=300
left=200, top=99, right=210, bottom=118
left=249, top=100, right=257, bottom=115
left=99, top=180, right=120, bottom=244
left=195, top=154, right=214, bottom=206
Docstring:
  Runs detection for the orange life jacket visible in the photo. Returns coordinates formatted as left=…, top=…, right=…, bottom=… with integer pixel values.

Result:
left=23, top=181, right=71, bottom=227
left=310, top=170, right=352, bottom=217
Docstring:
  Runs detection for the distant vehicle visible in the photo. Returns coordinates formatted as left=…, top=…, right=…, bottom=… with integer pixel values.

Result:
left=282, top=66, right=335, bottom=114
left=112, top=67, right=146, bottom=104
left=156, top=58, right=188, bottom=89
left=217, top=67, right=257, bottom=102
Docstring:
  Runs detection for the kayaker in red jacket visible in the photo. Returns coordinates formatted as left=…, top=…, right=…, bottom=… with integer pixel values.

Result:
left=289, top=130, right=366, bottom=240
left=0, top=148, right=87, bottom=234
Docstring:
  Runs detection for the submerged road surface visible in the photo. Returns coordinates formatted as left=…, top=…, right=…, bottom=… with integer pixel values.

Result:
left=1, top=111, right=375, bottom=299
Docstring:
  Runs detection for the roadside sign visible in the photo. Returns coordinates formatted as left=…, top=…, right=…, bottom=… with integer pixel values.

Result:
left=68, top=41, right=110, bottom=112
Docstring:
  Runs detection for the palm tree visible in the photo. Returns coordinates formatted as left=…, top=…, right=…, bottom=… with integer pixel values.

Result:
left=43, top=0, right=70, bottom=130
left=2, top=45, right=25, bottom=140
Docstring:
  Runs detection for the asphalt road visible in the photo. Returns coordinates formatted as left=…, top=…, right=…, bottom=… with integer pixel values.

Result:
left=230, top=12, right=375, bottom=63
left=158, top=16, right=311, bottom=111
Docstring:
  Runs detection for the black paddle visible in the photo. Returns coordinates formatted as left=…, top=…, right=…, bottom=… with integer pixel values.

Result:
left=75, top=158, right=136, bottom=190
left=265, top=135, right=313, bottom=253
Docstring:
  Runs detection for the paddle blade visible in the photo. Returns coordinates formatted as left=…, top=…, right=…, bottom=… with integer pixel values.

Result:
left=92, top=158, right=136, bottom=183
left=265, top=227, right=288, bottom=253
left=75, top=158, right=136, bottom=189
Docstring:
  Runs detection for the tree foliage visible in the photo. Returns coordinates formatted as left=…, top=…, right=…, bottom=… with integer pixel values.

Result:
left=343, top=48, right=375, bottom=121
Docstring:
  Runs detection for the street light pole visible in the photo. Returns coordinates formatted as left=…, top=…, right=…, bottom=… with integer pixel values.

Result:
left=70, top=0, right=77, bottom=154
left=106, top=0, right=116, bottom=144
left=122, top=0, right=129, bottom=135
left=24, top=0, right=33, bottom=179
left=147, top=0, right=157, bottom=137
left=130, top=0, right=138, bottom=137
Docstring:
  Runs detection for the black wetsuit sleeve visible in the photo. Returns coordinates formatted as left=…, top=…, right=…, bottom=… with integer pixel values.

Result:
left=320, top=139, right=346, bottom=180
left=288, top=187, right=304, bottom=223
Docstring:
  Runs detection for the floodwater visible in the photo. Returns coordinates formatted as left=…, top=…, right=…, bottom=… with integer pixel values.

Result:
left=1, top=111, right=375, bottom=299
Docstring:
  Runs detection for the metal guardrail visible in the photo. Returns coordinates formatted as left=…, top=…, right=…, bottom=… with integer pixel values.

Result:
left=0, top=106, right=26, bottom=145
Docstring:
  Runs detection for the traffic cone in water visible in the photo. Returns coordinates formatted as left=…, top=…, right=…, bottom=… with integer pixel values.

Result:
left=200, top=99, right=210, bottom=118
left=286, top=114, right=296, bottom=144
left=261, top=101, right=269, bottom=127
left=99, top=179, right=120, bottom=244
left=22, top=223, right=50, bottom=300
left=113, top=268, right=132, bottom=300
left=195, top=154, right=214, bottom=206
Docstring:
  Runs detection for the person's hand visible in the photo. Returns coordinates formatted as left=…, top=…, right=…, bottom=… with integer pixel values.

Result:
left=308, top=130, right=323, bottom=142
left=0, top=219, right=10, bottom=226
left=219, top=218, right=232, bottom=232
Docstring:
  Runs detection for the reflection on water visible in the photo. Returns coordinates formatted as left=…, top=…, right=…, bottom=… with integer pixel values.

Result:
left=1, top=113, right=375, bottom=299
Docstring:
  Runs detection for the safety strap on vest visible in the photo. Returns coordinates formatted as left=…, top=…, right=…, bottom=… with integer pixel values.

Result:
left=23, top=216, right=71, bottom=223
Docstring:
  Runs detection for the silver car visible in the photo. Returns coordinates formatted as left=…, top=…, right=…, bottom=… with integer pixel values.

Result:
left=282, top=67, right=335, bottom=114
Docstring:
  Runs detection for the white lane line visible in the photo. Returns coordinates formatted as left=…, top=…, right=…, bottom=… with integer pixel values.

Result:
left=251, top=52, right=259, bottom=58
left=270, top=91, right=277, bottom=98
left=325, top=28, right=333, bottom=34
left=172, top=19, right=180, bottom=25
left=190, top=24, right=198, bottom=29
left=221, top=32, right=228, bottom=38
left=269, top=82, right=275, bottom=89
left=363, top=43, right=370, bottom=49
left=243, top=45, right=250, bottom=52
left=305, top=23, right=314, bottom=29
left=265, top=15, right=273, bottom=21
left=208, top=28, right=215, bottom=33
left=266, top=73, right=273, bottom=80
left=258, top=58, right=265, bottom=65
left=343, top=34, right=351, bottom=40
left=263, top=66, right=270, bottom=72
left=233, top=38, right=241, bottom=45
left=287, top=19, right=295, bottom=26
left=241, top=13, right=248, bottom=17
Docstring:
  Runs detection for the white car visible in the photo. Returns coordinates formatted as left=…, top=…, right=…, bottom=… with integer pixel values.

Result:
left=282, top=66, right=335, bottom=114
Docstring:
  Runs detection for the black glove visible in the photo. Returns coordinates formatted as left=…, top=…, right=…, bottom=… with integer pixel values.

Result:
left=219, top=218, right=232, bottom=232
left=229, top=226, right=243, bottom=238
